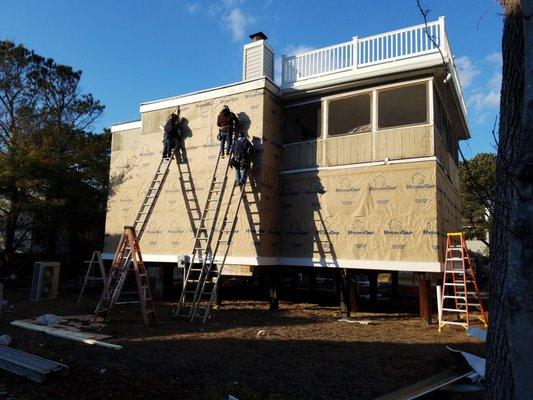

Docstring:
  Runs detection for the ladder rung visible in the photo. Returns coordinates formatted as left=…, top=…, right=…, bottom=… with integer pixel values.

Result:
left=445, top=270, right=466, bottom=273
left=440, top=321, right=467, bottom=326
left=443, top=295, right=467, bottom=299
left=447, top=258, right=464, bottom=261
left=444, top=283, right=466, bottom=286
left=442, top=308, right=467, bottom=313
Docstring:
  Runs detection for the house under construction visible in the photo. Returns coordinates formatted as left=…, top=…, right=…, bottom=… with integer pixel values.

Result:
left=103, top=17, right=467, bottom=318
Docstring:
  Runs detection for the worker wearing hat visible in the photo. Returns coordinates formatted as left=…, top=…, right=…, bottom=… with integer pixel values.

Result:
left=216, top=105, right=239, bottom=157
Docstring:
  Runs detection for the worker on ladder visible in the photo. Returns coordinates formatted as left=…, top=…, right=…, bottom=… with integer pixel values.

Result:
left=230, top=131, right=254, bottom=186
left=217, top=105, right=239, bottom=158
left=161, top=112, right=181, bottom=159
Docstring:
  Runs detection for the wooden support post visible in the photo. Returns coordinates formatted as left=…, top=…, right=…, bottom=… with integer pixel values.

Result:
left=289, top=267, right=299, bottom=291
left=348, top=270, right=358, bottom=314
left=339, top=269, right=349, bottom=318
left=391, top=271, right=399, bottom=299
left=418, top=273, right=432, bottom=325
left=155, top=263, right=174, bottom=300
left=268, top=266, right=279, bottom=311
left=369, top=270, right=378, bottom=303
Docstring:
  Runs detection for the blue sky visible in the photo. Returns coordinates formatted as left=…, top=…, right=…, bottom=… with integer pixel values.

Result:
left=0, top=0, right=503, bottom=157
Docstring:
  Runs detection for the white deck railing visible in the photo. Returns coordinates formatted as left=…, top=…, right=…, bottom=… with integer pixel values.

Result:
left=281, top=17, right=446, bottom=87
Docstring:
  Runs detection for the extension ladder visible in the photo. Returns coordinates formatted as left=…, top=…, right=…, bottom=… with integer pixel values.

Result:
left=93, top=155, right=173, bottom=322
left=77, top=251, right=107, bottom=307
left=176, top=147, right=202, bottom=234
left=175, top=153, right=244, bottom=322
left=190, top=181, right=245, bottom=322
left=438, top=232, right=487, bottom=331
left=94, top=226, right=156, bottom=324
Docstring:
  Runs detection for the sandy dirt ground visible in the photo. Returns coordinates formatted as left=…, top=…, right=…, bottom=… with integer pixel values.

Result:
left=0, top=287, right=485, bottom=400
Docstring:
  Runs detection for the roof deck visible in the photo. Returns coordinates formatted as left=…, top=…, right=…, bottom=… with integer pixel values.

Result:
left=281, top=18, right=462, bottom=99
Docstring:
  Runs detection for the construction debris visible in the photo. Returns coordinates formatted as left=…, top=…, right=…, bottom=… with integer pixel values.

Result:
left=10, top=320, right=121, bottom=350
left=0, top=345, right=68, bottom=383
left=373, top=366, right=473, bottom=400
left=468, top=326, right=487, bottom=341
left=35, top=314, right=62, bottom=326
left=0, top=335, right=12, bottom=346
left=338, top=318, right=371, bottom=325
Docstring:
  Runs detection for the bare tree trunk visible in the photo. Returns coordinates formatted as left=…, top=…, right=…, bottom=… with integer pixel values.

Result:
left=486, top=1, right=533, bottom=398
left=2, top=194, right=19, bottom=275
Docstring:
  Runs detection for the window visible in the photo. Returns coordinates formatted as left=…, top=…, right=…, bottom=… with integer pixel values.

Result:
left=378, top=83, right=427, bottom=129
left=283, top=102, right=322, bottom=143
left=328, top=93, right=371, bottom=136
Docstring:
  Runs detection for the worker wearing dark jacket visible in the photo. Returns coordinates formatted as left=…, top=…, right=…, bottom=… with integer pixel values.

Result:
left=230, top=132, right=254, bottom=186
left=161, top=113, right=181, bottom=158
left=217, top=105, right=239, bottom=157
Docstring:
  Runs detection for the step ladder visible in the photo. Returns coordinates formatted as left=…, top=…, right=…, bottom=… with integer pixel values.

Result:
left=77, top=251, right=107, bottom=306
left=94, top=226, right=156, bottom=325
left=174, top=153, right=243, bottom=321
left=93, top=155, right=173, bottom=323
left=438, top=232, right=487, bottom=331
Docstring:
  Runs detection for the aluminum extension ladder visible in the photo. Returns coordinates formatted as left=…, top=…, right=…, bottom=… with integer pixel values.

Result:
left=93, top=155, right=173, bottom=323
left=94, top=226, right=156, bottom=325
left=438, top=232, right=488, bottom=331
left=175, top=153, right=245, bottom=322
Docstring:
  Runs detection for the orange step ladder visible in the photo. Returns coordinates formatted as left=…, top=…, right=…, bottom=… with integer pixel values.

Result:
left=94, top=226, right=156, bottom=325
left=438, top=232, right=487, bottom=331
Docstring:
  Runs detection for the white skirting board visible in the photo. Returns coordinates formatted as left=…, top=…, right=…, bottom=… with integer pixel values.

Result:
left=100, top=253, right=442, bottom=272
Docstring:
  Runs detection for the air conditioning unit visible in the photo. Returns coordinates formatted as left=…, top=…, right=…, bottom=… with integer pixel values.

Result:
left=31, top=262, right=60, bottom=301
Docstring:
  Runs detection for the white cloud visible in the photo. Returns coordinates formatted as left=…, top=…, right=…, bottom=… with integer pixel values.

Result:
left=456, top=56, right=480, bottom=88
left=485, top=51, right=502, bottom=66
left=283, top=44, right=315, bottom=56
left=487, top=72, right=502, bottom=91
left=224, top=8, right=253, bottom=41
left=185, top=3, right=200, bottom=14
left=470, top=90, right=500, bottom=109
left=186, top=1, right=254, bottom=42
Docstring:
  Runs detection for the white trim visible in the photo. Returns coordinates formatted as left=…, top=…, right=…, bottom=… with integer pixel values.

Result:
left=100, top=252, right=442, bottom=272
left=280, top=156, right=437, bottom=175
left=279, top=257, right=442, bottom=272
left=321, top=77, right=432, bottom=102
left=139, top=78, right=279, bottom=113
left=111, top=120, right=141, bottom=133
left=281, top=56, right=443, bottom=94
left=101, top=253, right=278, bottom=266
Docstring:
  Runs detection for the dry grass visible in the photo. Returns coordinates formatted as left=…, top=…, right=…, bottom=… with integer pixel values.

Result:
left=0, top=288, right=484, bottom=399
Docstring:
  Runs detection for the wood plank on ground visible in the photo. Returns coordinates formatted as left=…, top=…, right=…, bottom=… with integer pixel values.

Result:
left=0, top=345, right=68, bottom=383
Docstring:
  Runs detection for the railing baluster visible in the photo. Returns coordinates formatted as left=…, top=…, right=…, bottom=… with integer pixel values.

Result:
left=281, top=20, right=443, bottom=85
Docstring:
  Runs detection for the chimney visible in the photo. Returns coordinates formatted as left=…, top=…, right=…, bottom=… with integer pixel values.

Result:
left=242, top=31, right=274, bottom=82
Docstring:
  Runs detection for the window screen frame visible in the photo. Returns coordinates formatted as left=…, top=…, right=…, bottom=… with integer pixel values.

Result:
left=376, top=82, right=429, bottom=130
left=326, top=91, right=373, bottom=138
left=282, top=99, right=323, bottom=145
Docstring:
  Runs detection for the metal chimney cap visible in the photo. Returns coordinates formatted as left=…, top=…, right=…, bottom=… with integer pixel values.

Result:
left=249, top=31, right=268, bottom=41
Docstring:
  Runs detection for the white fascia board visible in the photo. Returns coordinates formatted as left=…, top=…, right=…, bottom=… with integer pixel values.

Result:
left=139, top=78, right=279, bottom=113
left=281, top=54, right=444, bottom=96
left=101, top=252, right=442, bottom=272
left=280, top=156, right=437, bottom=175
left=110, top=120, right=142, bottom=133
left=101, top=253, right=278, bottom=266
left=279, top=257, right=443, bottom=272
